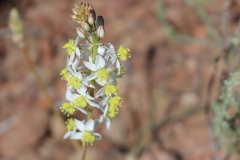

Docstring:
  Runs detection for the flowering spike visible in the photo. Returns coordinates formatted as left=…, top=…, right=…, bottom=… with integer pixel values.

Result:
left=61, top=2, right=130, bottom=147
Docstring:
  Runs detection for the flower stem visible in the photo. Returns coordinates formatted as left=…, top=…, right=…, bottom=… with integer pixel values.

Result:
left=87, top=32, right=98, bottom=120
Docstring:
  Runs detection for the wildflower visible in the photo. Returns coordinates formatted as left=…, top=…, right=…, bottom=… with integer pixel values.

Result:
left=60, top=68, right=70, bottom=80
left=108, top=95, right=122, bottom=109
left=117, top=45, right=130, bottom=61
left=61, top=102, right=76, bottom=116
left=65, top=88, right=99, bottom=114
left=63, top=118, right=77, bottom=139
left=61, top=2, right=130, bottom=146
left=84, top=55, right=113, bottom=86
left=98, top=105, right=111, bottom=129
left=95, top=84, right=118, bottom=98
left=71, top=119, right=101, bottom=145
left=63, top=39, right=76, bottom=55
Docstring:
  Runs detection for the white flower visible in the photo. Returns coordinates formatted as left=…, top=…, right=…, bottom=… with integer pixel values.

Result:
left=98, top=105, right=111, bottom=129
left=67, top=66, right=94, bottom=90
left=71, top=119, right=101, bottom=145
left=84, top=55, right=113, bottom=86
left=63, top=119, right=86, bottom=139
left=66, top=87, right=99, bottom=114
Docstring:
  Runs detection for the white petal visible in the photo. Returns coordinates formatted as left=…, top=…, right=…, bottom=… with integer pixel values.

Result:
left=74, top=72, right=82, bottom=80
left=83, top=61, right=97, bottom=71
left=77, top=107, right=87, bottom=115
left=86, top=95, right=94, bottom=100
left=74, top=119, right=85, bottom=131
left=98, top=46, right=105, bottom=55
left=77, top=86, right=86, bottom=95
left=71, top=132, right=84, bottom=140
left=85, top=119, right=95, bottom=131
left=72, top=59, right=80, bottom=71
left=98, top=115, right=104, bottom=123
left=77, top=66, right=84, bottom=70
left=99, top=97, right=108, bottom=106
left=65, top=89, right=72, bottom=101
left=86, top=99, right=99, bottom=108
left=82, top=80, right=95, bottom=88
left=89, top=83, right=95, bottom=88
left=106, top=118, right=111, bottom=130
left=104, top=104, right=109, bottom=116
left=63, top=132, right=72, bottom=139
left=84, top=72, right=98, bottom=82
left=96, top=55, right=105, bottom=68
left=71, top=130, right=76, bottom=136
left=93, top=133, right=102, bottom=140
left=108, top=43, right=115, bottom=52
left=116, top=60, right=121, bottom=74
left=76, top=47, right=81, bottom=57
left=94, top=87, right=105, bottom=98
left=89, top=56, right=92, bottom=63
left=96, top=78, right=107, bottom=86
left=70, top=52, right=75, bottom=61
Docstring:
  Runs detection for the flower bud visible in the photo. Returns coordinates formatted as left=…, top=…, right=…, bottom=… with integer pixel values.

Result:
left=81, top=21, right=90, bottom=31
left=88, top=13, right=94, bottom=25
left=76, top=27, right=86, bottom=39
left=96, top=16, right=104, bottom=29
left=97, top=26, right=105, bottom=39
left=71, top=15, right=82, bottom=24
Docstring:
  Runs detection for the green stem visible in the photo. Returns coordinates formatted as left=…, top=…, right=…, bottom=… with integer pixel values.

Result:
left=87, top=31, right=98, bottom=120
left=91, top=32, right=98, bottom=62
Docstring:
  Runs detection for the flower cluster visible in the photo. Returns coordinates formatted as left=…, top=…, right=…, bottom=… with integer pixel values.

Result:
left=61, top=2, right=130, bottom=146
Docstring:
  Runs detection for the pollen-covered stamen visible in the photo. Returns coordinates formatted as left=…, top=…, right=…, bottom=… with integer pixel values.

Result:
left=107, top=105, right=118, bottom=118
left=63, top=39, right=76, bottom=55
left=105, top=84, right=118, bottom=97
left=66, top=118, right=77, bottom=132
left=60, top=68, right=70, bottom=80
left=117, top=45, right=130, bottom=61
left=68, top=76, right=82, bottom=89
left=97, top=68, right=110, bottom=81
left=81, top=131, right=95, bottom=145
left=108, top=95, right=122, bottom=108
left=61, top=102, right=76, bottom=116
left=74, top=96, right=87, bottom=108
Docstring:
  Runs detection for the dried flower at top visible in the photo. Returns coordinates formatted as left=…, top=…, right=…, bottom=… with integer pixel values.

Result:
left=72, top=2, right=94, bottom=23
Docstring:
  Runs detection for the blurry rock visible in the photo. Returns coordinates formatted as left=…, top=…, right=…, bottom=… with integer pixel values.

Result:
left=139, top=143, right=176, bottom=160
left=17, top=149, right=41, bottom=160
left=37, top=138, right=70, bottom=160
left=151, top=143, right=176, bottom=160
left=49, top=115, right=66, bottom=140
left=110, top=0, right=136, bottom=7
left=0, top=106, right=49, bottom=158
left=180, top=92, right=199, bottom=107
left=103, top=118, right=125, bottom=145
left=105, top=150, right=125, bottom=160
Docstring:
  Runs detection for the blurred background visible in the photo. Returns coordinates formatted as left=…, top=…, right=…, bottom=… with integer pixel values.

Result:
left=1, top=0, right=240, bottom=160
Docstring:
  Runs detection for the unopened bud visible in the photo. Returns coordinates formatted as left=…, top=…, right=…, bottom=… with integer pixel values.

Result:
left=81, top=21, right=90, bottom=31
left=96, top=16, right=104, bottom=29
left=71, top=15, right=82, bottom=24
left=76, top=27, right=86, bottom=39
left=88, top=13, right=94, bottom=25
left=8, top=8, right=24, bottom=46
left=97, top=26, right=105, bottom=39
